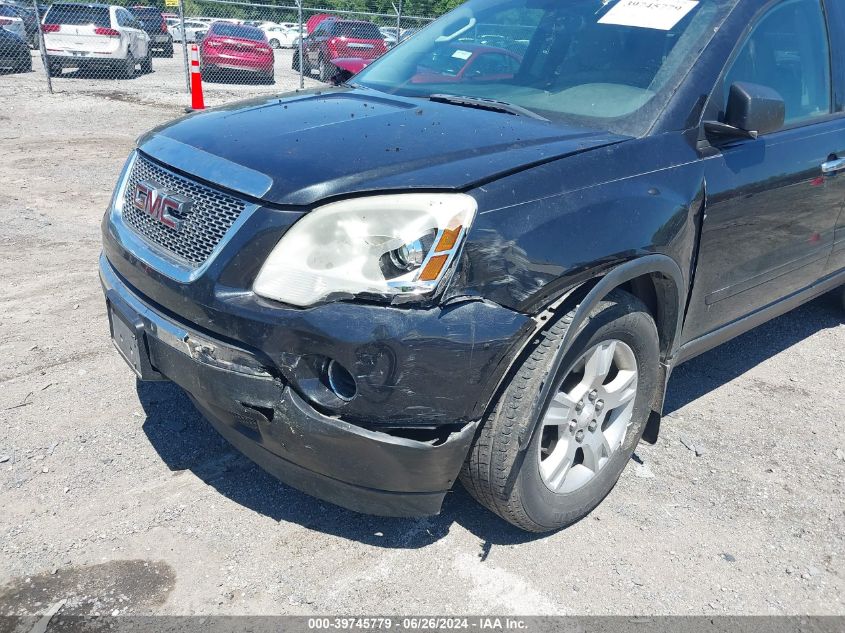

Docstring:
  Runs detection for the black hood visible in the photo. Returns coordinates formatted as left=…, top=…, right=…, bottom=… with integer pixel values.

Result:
left=137, top=87, right=627, bottom=207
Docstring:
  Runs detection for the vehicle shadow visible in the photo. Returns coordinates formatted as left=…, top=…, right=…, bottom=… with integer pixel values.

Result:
left=54, top=66, right=145, bottom=80
left=663, top=290, right=842, bottom=414
left=138, top=292, right=842, bottom=550
left=200, top=69, right=274, bottom=85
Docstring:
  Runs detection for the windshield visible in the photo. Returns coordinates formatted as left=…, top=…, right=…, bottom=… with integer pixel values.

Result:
left=211, top=23, right=265, bottom=40
left=131, top=8, right=163, bottom=24
left=354, top=0, right=737, bottom=135
left=44, top=4, right=110, bottom=27
left=330, top=21, right=382, bottom=39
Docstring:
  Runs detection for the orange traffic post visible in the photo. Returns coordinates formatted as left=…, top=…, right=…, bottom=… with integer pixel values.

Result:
left=189, top=43, right=205, bottom=110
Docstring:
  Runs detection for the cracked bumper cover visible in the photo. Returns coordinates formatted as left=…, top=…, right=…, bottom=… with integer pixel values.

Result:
left=100, top=254, right=479, bottom=517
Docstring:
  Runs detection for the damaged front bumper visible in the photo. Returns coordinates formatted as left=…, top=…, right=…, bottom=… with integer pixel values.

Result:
left=100, top=254, right=478, bottom=517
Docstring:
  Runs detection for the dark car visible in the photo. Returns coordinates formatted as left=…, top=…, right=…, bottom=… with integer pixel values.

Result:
left=294, top=18, right=386, bottom=81
left=101, top=0, right=845, bottom=532
left=0, top=25, right=30, bottom=72
left=0, top=2, right=37, bottom=47
left=129, top=5, right=172, bottom=56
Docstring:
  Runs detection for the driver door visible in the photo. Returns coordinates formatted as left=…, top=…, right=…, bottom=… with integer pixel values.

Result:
left=682, top=0, right=844, bottom=344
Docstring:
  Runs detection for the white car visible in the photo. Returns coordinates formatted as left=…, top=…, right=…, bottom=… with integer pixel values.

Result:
left=42, top=3, right=151, bottom=78
left=169, top=19, right=207, bottom=43
left=262, top=24, right=297, bottom=49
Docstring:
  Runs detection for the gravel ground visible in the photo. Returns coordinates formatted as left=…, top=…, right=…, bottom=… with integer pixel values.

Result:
left=0, top=60, right=844, bottom=618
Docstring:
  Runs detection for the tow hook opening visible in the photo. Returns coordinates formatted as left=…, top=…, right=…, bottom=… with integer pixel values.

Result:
left=326, top=359, right=357, bottom=401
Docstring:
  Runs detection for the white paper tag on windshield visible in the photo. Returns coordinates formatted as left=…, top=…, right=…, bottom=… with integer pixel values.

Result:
left=598, top=0, right=699, bottom=31
left=451, top=49, right=472, bottom=60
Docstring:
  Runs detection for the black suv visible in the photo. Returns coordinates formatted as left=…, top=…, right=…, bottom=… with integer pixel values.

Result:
left=101, top=0, right=845, bottom=532
left=129, top=5, right=171, bottom=56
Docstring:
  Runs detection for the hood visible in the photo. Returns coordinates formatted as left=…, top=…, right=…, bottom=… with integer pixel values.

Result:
left=331, top=57, right=372, bottom=74
left=137, top=87, right=627, bottom=207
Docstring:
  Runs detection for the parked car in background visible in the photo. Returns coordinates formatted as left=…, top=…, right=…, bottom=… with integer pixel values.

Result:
left=244, top=20, right=277, bottom=29
left=329, top=56, right=371, bottom=84
left=0, top=2, right=37, bottom=47
left=0, top=5, right=27, bottom=44
left=129, top=6, right=172, bottom=57
left=42, top=3, right=151, bottom=78
left=380, top=27, right=398, bottom=48
left=262, top=24, right=296, bottom=49
left=169, top=19, right=206, bottom=43
left=411, top=43, right=522, bottom=84
left=0, top=24, right=30, bottom=72
left=298, top=19, right=387, bottom=81
left=200, top=21, right=273, bottom=83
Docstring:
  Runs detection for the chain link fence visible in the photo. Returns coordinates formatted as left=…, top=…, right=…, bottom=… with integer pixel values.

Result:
left=0, top=0, right=442, bottom=108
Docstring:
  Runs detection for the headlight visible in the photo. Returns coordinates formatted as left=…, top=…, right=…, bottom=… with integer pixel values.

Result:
left=253, top=193, right=477, bottom=307
left=110, top=151, right=138, bottom=216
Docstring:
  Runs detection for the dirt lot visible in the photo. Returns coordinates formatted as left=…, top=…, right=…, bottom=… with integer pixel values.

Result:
left=0, top=56, right=844, bottom=618
left=7, top=48, right=320, bottom=108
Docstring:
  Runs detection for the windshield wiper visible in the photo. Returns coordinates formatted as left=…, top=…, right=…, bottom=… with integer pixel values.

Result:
left=429, top=94, right=548, bottom=122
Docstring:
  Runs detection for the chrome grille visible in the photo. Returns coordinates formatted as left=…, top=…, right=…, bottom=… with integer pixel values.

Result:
left=122, top=155, right=247, bottom=267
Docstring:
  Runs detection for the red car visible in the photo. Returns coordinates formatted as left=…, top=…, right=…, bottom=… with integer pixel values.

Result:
left=411, top=44, right=522, bottom=84
left=300, top=19, right=386, bottom=81
left=200, top=22, right=274, bottom=83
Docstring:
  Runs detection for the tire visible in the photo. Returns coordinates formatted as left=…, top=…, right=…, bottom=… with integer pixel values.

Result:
left=140, top=50, right=153, bottom=74
left=269, top=38, right=280, bottom=49
left=460, top=290, right=660, bottom=532
left=48, top=60, right=61, bottom=76
left=122, top=51, right=135, bottom=79
left=291, top=48, right=300, bottom=71
left=162, top=42, right=174, bottom=57
left=318, top=55, right=334, bottom=82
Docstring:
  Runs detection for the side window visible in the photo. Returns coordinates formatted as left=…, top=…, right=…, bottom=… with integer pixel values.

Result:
left=118, top=9, right=133, bottom=28
left=723, top=0, right=831, bottom=126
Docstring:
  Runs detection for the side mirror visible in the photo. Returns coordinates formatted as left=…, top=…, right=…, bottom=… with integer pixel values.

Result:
left=704, top=81, right=785, bottom=141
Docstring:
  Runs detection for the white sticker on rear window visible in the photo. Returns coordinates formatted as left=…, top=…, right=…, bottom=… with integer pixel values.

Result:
left=451, top=49, right=472, bottom=60
left=598, top=0, right=699, bottom=31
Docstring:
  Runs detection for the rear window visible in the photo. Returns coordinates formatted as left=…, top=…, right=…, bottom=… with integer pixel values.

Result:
left=131, top=8, right=163, bottom=25
left=211, top=23, right=264, bottom=40
left=331, top=22, right=382, bottom=39
left=44, top=4, right=110, bottom=27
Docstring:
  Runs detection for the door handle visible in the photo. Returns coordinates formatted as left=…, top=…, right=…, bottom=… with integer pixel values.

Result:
left=821, top=157, right=845, bottom=174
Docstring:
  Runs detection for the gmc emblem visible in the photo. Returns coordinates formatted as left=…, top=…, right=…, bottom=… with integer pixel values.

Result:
left=132, top=181, right=191, bottom=231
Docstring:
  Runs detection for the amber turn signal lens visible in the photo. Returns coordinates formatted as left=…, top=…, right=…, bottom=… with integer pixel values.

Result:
left=435, top=226, right=461, bottom=252
left=418, top=254, right=449, bottom=281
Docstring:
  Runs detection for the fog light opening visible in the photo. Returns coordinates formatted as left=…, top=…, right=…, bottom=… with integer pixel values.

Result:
left=326, top=359, right=357, bottom=401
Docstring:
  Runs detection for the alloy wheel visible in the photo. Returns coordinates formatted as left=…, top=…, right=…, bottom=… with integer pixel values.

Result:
left=538, top=339, right=638, bottom=493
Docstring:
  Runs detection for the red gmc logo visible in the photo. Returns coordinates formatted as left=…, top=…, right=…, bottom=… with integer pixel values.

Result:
left=132, top=181, right=191, bottom=231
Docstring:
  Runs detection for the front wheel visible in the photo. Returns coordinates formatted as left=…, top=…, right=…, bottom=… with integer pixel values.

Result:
left=318, top=55, right=334, bottom=81
left=140, top=49, right=153, bottom=73
left=269, top=38, right=280, bottom=49
left=460, top=290, right=660, bottom=532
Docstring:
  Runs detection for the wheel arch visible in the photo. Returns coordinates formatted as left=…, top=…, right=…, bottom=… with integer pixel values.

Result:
left=477, top=254, right=686, bottom=452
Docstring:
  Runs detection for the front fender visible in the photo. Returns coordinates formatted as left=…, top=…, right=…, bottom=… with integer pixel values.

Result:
left=450, top=133, right=706, bottom=315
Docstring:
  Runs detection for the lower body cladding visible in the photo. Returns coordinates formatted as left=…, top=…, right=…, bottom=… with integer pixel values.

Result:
left=99, top=254, right=531, bottom=517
